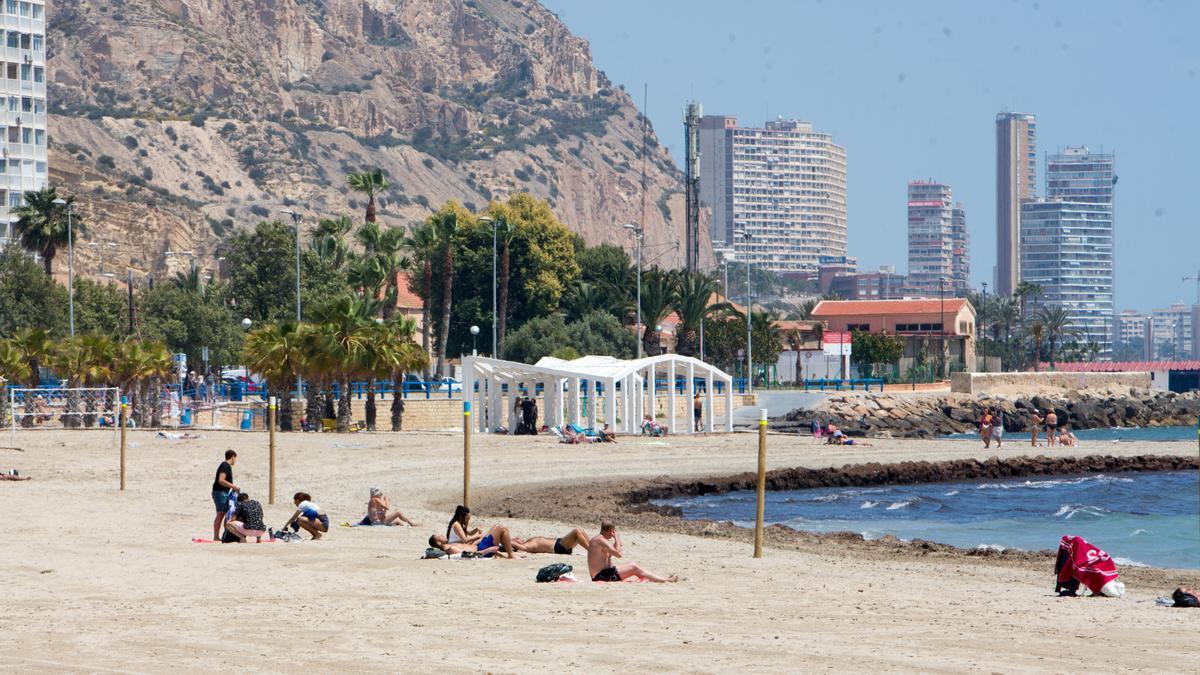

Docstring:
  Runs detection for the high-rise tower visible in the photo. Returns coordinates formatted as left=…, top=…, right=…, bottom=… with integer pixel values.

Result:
left=995, top=112, right=1037, bottom=297
left=907, top=181, right=967, bottom=296
left=697, top=115, right=847, bottom=272
left=0, top=0, right=48, bottom=245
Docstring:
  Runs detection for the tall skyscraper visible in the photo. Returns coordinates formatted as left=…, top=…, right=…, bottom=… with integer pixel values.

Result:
left=906, top=181, right=968, bottom=296
left=951, top=203, right=970, bottom=296
left=995, top=112, right=1037, bottom=297
left=1020, top=199, right=1114, bottom=357
left=1047, top=147, right=1116, bottom=203
left=0, top=0, right=47, bottom=245
left=698, top=115, right=847, bottom=272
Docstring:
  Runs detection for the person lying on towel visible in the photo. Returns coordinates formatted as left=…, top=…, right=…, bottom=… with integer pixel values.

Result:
left=513, top=528, right=591, bottom=555
left=430, top=505, right=516, bottom=558
left=1055, top=534, right=1124, bottom=597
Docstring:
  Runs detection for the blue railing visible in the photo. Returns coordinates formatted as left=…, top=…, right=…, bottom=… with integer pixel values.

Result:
left=802, top=378, right=884, bottom=392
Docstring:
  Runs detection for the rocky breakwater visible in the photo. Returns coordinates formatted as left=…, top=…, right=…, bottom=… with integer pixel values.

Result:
left=772, top=387, right=1200, bottom=438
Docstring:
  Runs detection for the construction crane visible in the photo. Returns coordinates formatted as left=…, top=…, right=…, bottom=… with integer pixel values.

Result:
left=1184, top=268, right=1200, bottom=304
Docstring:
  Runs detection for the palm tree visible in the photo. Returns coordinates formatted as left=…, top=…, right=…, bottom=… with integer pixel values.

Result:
left=374, top=227, right=410, bottom=319
left=404, top=221, right=439, bottom=380
left=638, top=268, right=675, bottom=356
left=297, top=324, right=332, bottom=429
left=1037, top=305, right=1072, bottom=370
left=52, top=337, right=91, bottom=428
left=9, top=328, right=50, bottom=427
left=430, top=208, right=461, bottom=378
left=172, top=267, right=204, bottom=293
left=310, top=295, right=377, bottom=432
left=77, top=334, right=115, bottom=427
left=311, top=216, right=352, bottom=269
left=387, top=319, right=428, bottom=431
left=1027, top=321, right=1045, bottom=372
left=992, top=298, right=1019, bottom=370
left=243, top=322, right=305, bottom=431
left=0, top=339, right=30, bottom=427
left=671, top=271, right=723, bottom=357
left=347, top=169, right=390, bottom=223
left=12, top=188, right=80, bottom=276
left=561, top=281, right=604, bottom=323
left=112, top=339, right=172, bottom=427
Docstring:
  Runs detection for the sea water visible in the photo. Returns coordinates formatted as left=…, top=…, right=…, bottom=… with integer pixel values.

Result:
left=657, top=471, right=1200, bottom=569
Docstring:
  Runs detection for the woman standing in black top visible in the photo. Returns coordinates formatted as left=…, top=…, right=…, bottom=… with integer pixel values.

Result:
left=212, top=450, right=239, bottom=540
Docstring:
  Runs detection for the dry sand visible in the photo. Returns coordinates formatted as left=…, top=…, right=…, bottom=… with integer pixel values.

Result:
left=0, top=428, right=1196, bottom=673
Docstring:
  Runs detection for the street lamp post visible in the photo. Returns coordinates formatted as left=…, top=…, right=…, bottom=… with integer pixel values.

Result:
left=470, top=325, right=480, bottom=356
left=735, top=229, right=753, bottom=394
left=280, top=209, right=304, bottom=400
left=939, top=277, right=946, bottom=379
left=53, top=198, right=75, bottom=337
left=479, top=216, right=499, bottom=357
left=623, top=223, right=644, bottom=358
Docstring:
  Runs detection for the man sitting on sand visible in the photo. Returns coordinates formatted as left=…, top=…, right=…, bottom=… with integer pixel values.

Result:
left=587, top=520, right=677, bottom=583
left=513, top=527, right=591, bottom=555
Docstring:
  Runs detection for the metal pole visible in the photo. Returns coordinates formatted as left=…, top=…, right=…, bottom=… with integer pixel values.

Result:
left=745, top=236, right=753, bottom=395
left=463, top=400, right=472, bottom=507
left=119, top=399, right=127, bottom=491
left=127, top=268, right=135, bottom=334
left=753, top=408, right=767, bottom=558
left=636, top=230, right=643, bottom=358
left=492, top=221, right=498, bottom=357
left=940, top=279, right=945, bottom=379
left=67, top=206, right=74, bottom=337
left=293, top=212, right=303, bottom=400
left=268, top=396, right=277, bottom=504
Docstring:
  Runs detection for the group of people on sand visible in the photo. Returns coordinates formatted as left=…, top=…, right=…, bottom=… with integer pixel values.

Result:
left=808, top=420, right=871, bottom=446
left=426, top=505, right=678, bottom=582
left=979, top=408, right=1076, bottom=448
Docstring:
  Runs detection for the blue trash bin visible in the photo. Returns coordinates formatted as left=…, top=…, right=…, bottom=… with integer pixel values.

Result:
left=180, top=408, right=193, bottom=426
left=240, top=410, right=253, bottom=430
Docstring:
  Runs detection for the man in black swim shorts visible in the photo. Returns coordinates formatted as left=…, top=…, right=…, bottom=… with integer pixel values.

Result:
left=587, top=520, right=678, bottom=583
left=513, top=528, right=591, bottom=555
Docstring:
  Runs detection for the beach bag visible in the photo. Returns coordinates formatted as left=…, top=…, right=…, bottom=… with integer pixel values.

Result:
left=270, top=528, right=304, bottom=543
left=423, top=547, right=447, bottom=559
left=536, top=563, right=572, bottom=583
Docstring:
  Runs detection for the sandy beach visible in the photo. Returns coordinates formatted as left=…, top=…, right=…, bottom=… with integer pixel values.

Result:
left=0, top=428, right=1195, bottom=673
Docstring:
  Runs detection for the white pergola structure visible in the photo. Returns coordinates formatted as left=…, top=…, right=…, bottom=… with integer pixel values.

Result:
left=462, top=354, right=734, bottom=435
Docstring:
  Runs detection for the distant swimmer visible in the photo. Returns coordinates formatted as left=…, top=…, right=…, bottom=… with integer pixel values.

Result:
left=587, top=520, right=677, bottom=583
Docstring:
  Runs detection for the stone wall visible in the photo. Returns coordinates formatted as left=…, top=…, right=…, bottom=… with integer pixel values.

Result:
left=950, top=371, right=1151, bottom=394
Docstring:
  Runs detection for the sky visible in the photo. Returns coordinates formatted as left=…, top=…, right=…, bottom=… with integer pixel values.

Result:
left=541, top=0, right=1200, bottom=311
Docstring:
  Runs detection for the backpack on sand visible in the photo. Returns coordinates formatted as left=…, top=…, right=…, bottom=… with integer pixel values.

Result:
left=536, top=563, right=572, bottom=583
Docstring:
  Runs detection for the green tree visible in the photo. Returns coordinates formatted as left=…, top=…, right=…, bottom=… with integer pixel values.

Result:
left=430, top=203, right=468, bottom=377
left=309, top=295, right=377, bottom=432
left=347, top=168, right=389, bottom=223
left=243, top=321, right=305, bottom=431
left=12, top=188, right=84, bottom=276
left=1036, top=305, right=1073, bottom=369
left=566, top=311, right=637, bottom=359
left=139, top=283, right=243, bottom=372
left=0, top=339, right=29, bottom=426
left=225, top=219, right=347, bottom=324
left=0, top=243, right=68, bottom=336
left=671, top=270, right=723, bottom=357
left=850, top=331, right=905, bottom=379
left=638, top=268, right=675, bottom=356
left=502, top=314, right=571, bottom=364
left=73, top=278, right=127, bottom=337
left=404, top=221, right=439, bottom=378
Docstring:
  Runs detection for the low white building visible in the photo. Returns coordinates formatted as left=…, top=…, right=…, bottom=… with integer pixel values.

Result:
left=461, top=354, right=735, bottom=436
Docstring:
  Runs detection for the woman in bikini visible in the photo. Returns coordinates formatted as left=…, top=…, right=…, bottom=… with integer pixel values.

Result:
left=435, top=505, right=516, bottom=558
left=367, top=487, right=419, bottom=527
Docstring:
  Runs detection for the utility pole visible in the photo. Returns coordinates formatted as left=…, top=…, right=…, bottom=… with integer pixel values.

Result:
left=736, top=229, right=753, bottom=394
left=624, top=223, right=644, bottom=358
left=53, top=198, right=75, bottom=337
left=281, top=209, right=304, bottom=400
left=939, top=278, right=946, bottom=379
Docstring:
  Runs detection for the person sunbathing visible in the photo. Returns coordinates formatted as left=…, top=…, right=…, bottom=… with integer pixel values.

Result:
left=428, top=523, right=516, bottom=558
left=513, top=528, right=591, bottom=555
left=587, top=520, right=677, bottom=583
left=367, top=487, right=420, bottom=527
left=225, top=492, right=267, bottom=543
left=1057, top=427, right=1077, bottom=447
left=441, top=505, right=516, bottom=558
left=1, top=470, right=30, bottom=481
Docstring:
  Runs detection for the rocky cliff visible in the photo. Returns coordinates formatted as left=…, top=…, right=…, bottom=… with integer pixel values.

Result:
left=47, top=0, right=702, bottom=277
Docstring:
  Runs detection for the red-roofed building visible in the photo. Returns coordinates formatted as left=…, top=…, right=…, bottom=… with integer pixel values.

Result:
left=1039, top=360, right=1200, bottom=392
left=812, top=298, right=977, bottom=374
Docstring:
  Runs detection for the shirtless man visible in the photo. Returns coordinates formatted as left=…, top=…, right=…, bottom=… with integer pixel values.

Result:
left=513, top=527, right=590, bottom=555
left=1045, top=410, right=1059, bottom=447
left=428, top=523, right=517, bottom=558
left=587, top=520, right=678, bottom=583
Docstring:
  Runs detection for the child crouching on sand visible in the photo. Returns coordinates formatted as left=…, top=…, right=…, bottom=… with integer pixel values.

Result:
left=282, top=492, right=329, bottom=540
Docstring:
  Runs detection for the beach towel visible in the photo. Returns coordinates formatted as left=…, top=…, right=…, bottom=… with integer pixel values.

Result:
left=1056, top=535, right=1119, bottom=595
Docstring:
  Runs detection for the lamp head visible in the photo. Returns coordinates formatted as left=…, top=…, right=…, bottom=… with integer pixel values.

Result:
left=241, top=318, right=252, bottom=329
left=470, top=325, right=480, bottom=336
left=52, top=197, right=67, bottom=206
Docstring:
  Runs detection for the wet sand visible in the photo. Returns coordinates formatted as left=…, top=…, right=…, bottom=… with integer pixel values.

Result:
left=0, top=429, right=1195, bottom=672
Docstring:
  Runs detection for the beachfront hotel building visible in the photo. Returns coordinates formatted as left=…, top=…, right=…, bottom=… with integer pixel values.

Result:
left=0, top=0, right=47, bottom=246
left=995, top=112, right=1037, bottom=297
left=698, top=115, right=847, bottom=272
left=906, top=181, right=968, bottom=297
left=1148, top=303, right=1194, bottom=360
left=811, top=298, right=977, bottom=375
left=1019, top=199, right=1114, bottom=357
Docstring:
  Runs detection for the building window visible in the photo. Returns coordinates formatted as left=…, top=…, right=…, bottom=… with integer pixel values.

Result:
left=30, top=3, right=39, bottom=19
left=32, top=66, right=41, bottom=83
left=20, top=127, right=29, bottom=144
left=5, top=64, right=16, bottom=80
left=19, top=63, right=29, bottom=81
left=31, top=35, right=40, bottom=51
left=8, top=192, right=20, bottom=208
left=5, top=1, right=15, bottom=16
left=7, top=96, right=16, bottom=112
left=34, top=160, right=44, bottom=173
left=33, top=128, right=42, bottom=145
left=7, top=127, right=16, bottom=143
left=18, top=2, right=28, bottom=17
left=20, top=96, right=30, bottom=112
left=847, top=323, right=870, bottom=332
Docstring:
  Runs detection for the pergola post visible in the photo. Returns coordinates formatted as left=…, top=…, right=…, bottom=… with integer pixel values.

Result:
left=667, top=360, right=677, bottom=434
left=569, top=376, right=580, bottom=426
left=488, top=372, right=500, bottom=433
left=605, top=378, right=617, bottom=431
left=587, top=380, right=597, bottom=430
left=703, top=369, right=713, bottom=432
left=725, top=375, right=734, bottom=432
left=687, top=361, right=696, bottom=434
left=507, top=379, right=518, bottom=435
left=646, top=363, right=656, bottom=423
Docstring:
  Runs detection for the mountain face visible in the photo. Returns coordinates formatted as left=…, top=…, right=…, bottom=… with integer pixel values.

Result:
left=47, top=0, right=703, bottom=277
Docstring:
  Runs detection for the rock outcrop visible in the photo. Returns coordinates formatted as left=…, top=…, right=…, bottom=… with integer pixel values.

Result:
left=47, top=0, right=703, bottom=278
left=772, top=388, right=1200, bottom=438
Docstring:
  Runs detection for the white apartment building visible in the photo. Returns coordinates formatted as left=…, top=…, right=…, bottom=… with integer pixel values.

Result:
left=699, top=115, right=847, bottom=272
left=1115, top=309, right=1147, bottom=344
left=906, top=180, right=968, bottom=297
left=0, top=0, right=47, bottom=244
left=1149, top=303, right=1193, bottom=360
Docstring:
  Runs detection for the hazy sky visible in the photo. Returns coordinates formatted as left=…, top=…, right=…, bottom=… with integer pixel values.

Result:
left=542, top=0, right=1199, bottom=311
